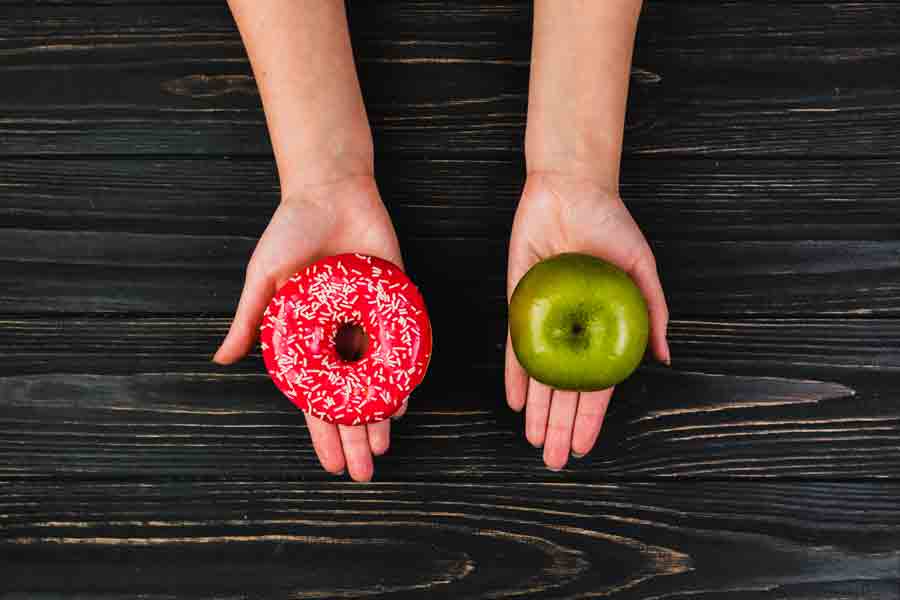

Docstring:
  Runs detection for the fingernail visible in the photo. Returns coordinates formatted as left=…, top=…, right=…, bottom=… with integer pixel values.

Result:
left=353, top=472, right=374, bottom=483
left=663, top=348, right=672, bottom=367
left=571, top=451, right=586, bottom=459
left=546, top=465, right=564, bottom=472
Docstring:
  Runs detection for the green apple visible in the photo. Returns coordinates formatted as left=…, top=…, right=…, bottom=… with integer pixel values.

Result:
left=509, top=253, right=649, bottom=391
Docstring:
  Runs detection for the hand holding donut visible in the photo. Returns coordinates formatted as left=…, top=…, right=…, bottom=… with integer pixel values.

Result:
left=213, top=176, right=407, bottom=482
left=260, top=252, right=430, bottom=426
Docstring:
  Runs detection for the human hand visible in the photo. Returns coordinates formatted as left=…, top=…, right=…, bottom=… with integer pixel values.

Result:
left=213, top=175, right=405, bottom=482
left=505, top=172, right=670, bottom=470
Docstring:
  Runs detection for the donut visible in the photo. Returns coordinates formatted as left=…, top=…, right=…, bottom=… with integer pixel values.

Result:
left=259, top=253, right=432, bottom=425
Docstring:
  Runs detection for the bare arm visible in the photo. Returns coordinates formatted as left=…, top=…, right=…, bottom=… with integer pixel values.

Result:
left=507, top=0, right=669, bottom=470
left=525, top=0, right=642, bottom=188
left=219, top=1, right=402, bottom=483
left=227, top=0, right=373, bottom=195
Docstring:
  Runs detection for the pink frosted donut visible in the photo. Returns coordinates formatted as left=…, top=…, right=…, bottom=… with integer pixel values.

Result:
left=260, top=253, right=432, bottom=425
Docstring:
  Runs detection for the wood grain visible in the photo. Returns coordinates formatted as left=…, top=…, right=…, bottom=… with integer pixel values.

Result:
left=3, top=368, right=890, bottom=480
left=1, top=479, right=898, bottom=598
left=4, top=157, right=900, bottom=241
left=2, top=1, right=899, bottom=594
left=1, top=2, right=900, bottom=156
left=4, top=313, right=900, bottom=480
left=3, top=228, right=900, bottom=315
left=4, top=314, right=899, bottom=385
left=668, top=319, right=900, bottom=379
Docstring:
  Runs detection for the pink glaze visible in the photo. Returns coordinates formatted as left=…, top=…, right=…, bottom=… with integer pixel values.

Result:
left=260, top=253, right=432, bottom=425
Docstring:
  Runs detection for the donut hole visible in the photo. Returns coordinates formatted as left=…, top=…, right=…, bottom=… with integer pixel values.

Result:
left=335, top=322, right=369, bottom=362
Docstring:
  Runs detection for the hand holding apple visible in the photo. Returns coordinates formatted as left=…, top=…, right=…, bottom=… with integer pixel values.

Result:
left=506, top=173, right=670, bottom=470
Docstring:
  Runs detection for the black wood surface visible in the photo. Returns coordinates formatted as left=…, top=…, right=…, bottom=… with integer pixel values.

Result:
left=2, top=316, right=898, bottom=482
left=3, top=316, right=900, bottom=378
left=0, top=368, right=891, bottom=480
left=1, top=1, right=899, bottom=598
left=4, top=230, right=900, bottom=315
left=2, top=479, right=899, bottom=598
left=1, top=2, right=899, bottom=156
left=4, top=158, right=900, bottom=240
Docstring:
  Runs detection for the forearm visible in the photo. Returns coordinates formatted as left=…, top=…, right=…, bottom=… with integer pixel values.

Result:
left=525, top=0, right=642, bottom=189
left=228, top=0, right=373, bottom=196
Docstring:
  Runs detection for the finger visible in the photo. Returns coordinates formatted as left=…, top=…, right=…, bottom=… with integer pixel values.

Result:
left=630, top=253, right=671, bottom=365
left=304, top=413, right=346, bottom=475
left=571, top=387, right=613, bottom=458
left=367, top=419, right=391, bottom=456
left=543, top=390, right=578, bottom=471
left=506, top=226, right=535, bottom=301
left=338, top=424, right=374, bottom=482
left=505, top=334, right=528, bottom=412
left=525, top=379, right=552, bottom=448
left=213, top=273, right=275, bottom=365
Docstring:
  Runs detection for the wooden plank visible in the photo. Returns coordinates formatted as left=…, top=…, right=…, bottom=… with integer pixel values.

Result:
left=1, top=2, right=899, bottom=156
left=0, top=159, right=279, bottom=238
left=0, top=369, right=888, bottom=480
left=4, top=157, right=900, bottom=241
left=618, top=158, right=900, bottom=242
left=0, top=0, right=220, bottom=3
left=668, top=319, right=900, bottom=379
left=0, top=315, right=501, bottom=400
left=3, top=316, right=899, bottom=480
left=1, top=479, right=898, bottom=598
left=2, top=227, right=900, bottom=315
left=3, top=315, right=898, bottom=379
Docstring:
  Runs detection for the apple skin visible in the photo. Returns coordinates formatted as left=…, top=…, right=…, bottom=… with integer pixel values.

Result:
left=509, top=253, right=649, bottom=391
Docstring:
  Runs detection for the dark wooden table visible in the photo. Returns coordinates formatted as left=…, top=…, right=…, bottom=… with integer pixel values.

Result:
left=2, top=1, right=899, bottom=597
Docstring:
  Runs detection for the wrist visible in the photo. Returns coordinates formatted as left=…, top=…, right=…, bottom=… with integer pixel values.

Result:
left=279, top=170, right=377, bottom=208
left=277, top=132, right=375, bottom=201
left=524, top=123, right=622, bottom=192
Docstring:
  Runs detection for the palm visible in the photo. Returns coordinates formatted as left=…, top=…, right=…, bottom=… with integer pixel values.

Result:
left=249, top=177, right=401, bottom=290
left=215, top=176, right=404, bottom=482
left=506, top=173, right=670, bottom=470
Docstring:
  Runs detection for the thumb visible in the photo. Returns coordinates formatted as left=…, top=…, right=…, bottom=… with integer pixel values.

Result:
left=628, top=251, right=671, bottom=366
left=213, top=273, right=276, bottom=365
